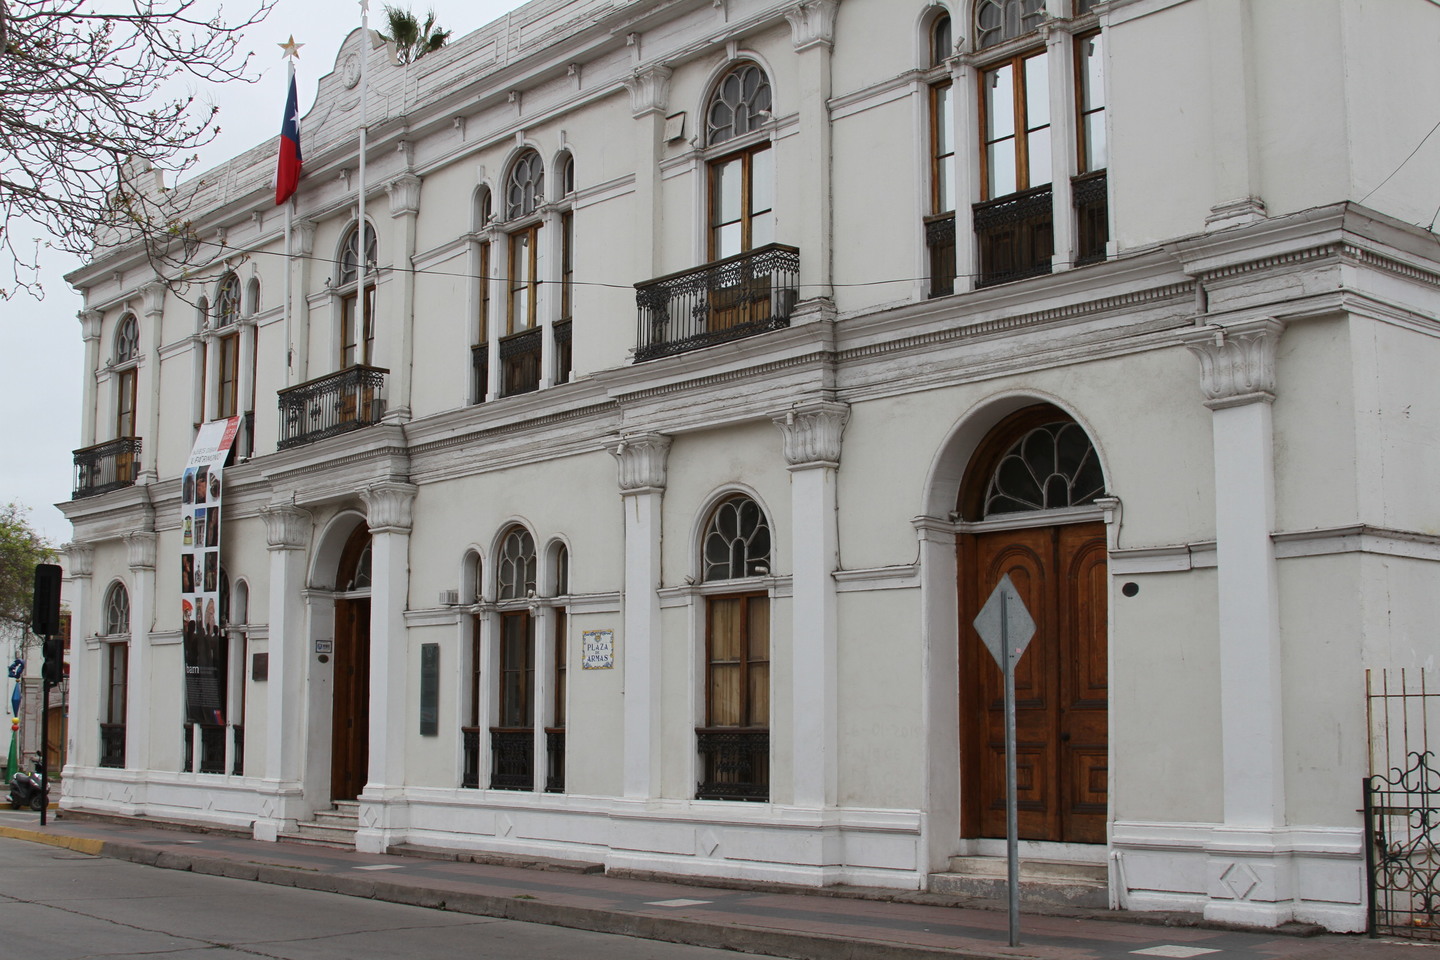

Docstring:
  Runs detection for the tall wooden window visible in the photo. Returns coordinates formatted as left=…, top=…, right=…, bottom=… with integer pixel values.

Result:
left=926, top=13, right=956, bottom=298
left=114, top=314, right=139, bottom=440
left=100, top=582, right=130, bottom=769
left=546, top=544, right=569, bottom=793
left=505, top=150, right=545, bottom=335
left=706, top=63, right=774, bottom=261
left=339, top=223, right=377, bottom=368
left=492, top=526, right=537, bottom=790
left=1073, top=30, right=1109, bottom=264
left=975, top=45, right=1054, bottom=285
left=697, top=496, right=771, bottom=801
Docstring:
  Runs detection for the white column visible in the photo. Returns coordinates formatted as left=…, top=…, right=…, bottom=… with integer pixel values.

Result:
left=61, top=543, right=94, bottom=776
left=255, top=502, right=310, bottom=841
left=532, top=600, right=552, bottom=792
left=1045, top=24, right=1076, bottom=272
left=356, top=481, right=417, bottom=853
left=1183, top=318, right=1290, bottom=926
left=539, top=205, right=561, bottom=391
left=775, top=402, right=848, bottom=809
left=292, top=220, right=317, bottom=384
left=78, top=311, right=102, bottom=447
left=611, top=433, right=671, bottom=800
left=786, top=1, right=838, bottom=306
left=625, top=66, right=671, bottom=281
left=237, top=318, right=258, bottom=453
left=123, top=533, right=156, bottom=772
left=386, top=175, right=421, bottom=421
left=1204, top=0, right=1265, bottom=229
left=911, top=517, right=960, bottom=873
left=950, top=58, right=979, bottom=295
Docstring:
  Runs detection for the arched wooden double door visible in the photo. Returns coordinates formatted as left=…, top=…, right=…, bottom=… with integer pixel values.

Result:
left=958, top=406, right=1109, bottom=844
left=331, top=525, right=372, bottom=802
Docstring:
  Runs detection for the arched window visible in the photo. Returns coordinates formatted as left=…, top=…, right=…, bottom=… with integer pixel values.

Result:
left=982, top=420, right=1105, bottom=516
left=707, top=62, right=772, bottom=146
left=104, top=582, right=130, bottom=636
left=925, top=10, right=957, bottom=298
left=702, top=495, right=771, bottom=581
left=232, top=579, right=249, bottom=625
left=337, top=526, right=372, bottom=592
left=474, top=186, right=493, bottom=231
left=555, top=152, right=575, bottom=199
left=931, top=11, right=953, bottom=65
left=505, top=150, right=544, bottom=220
left=705, top=64, right=775, bottom=260
left=975, top=0, right=1044, bottom=49
left=697, top=495, right=771, bottom=802
left=338, top=223, right=378, bottom=367
left=497, top=526, right=536, bottom=600
left=245, top=278, right=261, bottom=316
left=214, top=273, right=241, bottom=328
left=115, top=314, right=140, bottom=363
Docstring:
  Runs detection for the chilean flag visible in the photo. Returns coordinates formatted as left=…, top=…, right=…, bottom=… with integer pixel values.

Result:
left=275, top=63, right=302, bottom=205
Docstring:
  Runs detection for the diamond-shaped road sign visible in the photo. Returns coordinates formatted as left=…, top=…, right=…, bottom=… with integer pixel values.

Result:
left=973, top=574, right=1036, bottom=670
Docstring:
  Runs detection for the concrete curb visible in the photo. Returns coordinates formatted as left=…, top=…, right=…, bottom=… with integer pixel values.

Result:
left=26, top=832, right=1019, bottom=960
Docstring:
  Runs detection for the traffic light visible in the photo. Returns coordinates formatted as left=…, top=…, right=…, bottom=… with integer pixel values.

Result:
left=31, top=563, right=62, bottom=637
left=41, top=634, right=63, bottom=687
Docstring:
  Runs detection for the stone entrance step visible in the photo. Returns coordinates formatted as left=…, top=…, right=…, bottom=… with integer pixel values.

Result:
left=928, top=855, right=1108, bottom=909
left=277, top=801, right=359, bottom=850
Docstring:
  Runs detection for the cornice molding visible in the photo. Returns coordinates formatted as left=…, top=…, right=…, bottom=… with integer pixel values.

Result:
left=361, top=481, right=418, bottom=534
left=610, top=432, right=672, bottom=494
left=260, top=502, right=311, bottom=551
left=773, top=401, right=848, bottom=468
left=1180, top=317, right=1285, bottom=409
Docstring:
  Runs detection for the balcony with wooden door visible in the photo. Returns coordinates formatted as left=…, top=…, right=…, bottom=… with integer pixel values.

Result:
left=72, top=437, right=142, bottom=499
left=276, top=365, right=388, bottom=450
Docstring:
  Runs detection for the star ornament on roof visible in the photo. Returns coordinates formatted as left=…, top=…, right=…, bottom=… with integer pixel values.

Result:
left=279, top=36, right=303, bottom=60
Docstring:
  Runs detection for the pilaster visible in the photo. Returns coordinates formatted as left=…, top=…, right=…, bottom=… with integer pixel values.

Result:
left=79, top=310, right=102, bottom=447
left=62, top=542, right=94, bottom=773
left=627, top=64, right=671, bottom=281
left=292, top=219, right=317, bottom=384
left=123, top=532, right=156, bottom=771
left=386, top=176, right=422, bottom=422
left=1204, top=0, right=1265, bottom=229
left=787, top=1, right=837, bottom=304
left=139, top=283, right=165, bottom=482
left=256, top=502, right=311, bottom=840
left=1182, top=317, right=1290, bottom=925
left=611, top=434, right=671, bottom=799
left=774, top=402, right=847, bottom=809
left=356, top=481, right=417, bottom=851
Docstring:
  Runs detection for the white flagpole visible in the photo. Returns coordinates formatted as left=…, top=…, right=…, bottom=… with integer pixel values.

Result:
left=356, top=0, right=370, bottom=368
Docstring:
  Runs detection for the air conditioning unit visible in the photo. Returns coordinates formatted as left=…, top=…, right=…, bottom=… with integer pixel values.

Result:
left=438, top=590, right=459, bottom=606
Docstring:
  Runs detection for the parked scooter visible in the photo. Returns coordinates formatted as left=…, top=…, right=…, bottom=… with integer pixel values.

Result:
left=8, top=754, right=45, bottom=811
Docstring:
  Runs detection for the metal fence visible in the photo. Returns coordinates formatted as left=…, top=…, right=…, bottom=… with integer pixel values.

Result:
left=1365, top=668, right=1440, bottom=940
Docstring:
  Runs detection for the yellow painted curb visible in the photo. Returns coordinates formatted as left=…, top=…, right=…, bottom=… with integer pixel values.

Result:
left=0, top=824, right=105, bottom=855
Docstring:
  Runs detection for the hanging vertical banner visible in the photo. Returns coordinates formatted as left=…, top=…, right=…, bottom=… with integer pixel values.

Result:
left=181, top=417, right=240, bottom=726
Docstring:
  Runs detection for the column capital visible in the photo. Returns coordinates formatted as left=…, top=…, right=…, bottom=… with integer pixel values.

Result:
left=260, top=501, right=311, bottom=551
left=64, top=542, right=95, bottom=579
left=387, top=174, right=423, bottom=218
left=774, top=401, right=849, bottom=468
left=786, top=0, right=840, bottom=52
left=141, top=280, right=166, bottom=319
left=361, top=481, right=418, bottom=534
left=1181, top=318, right=1284, bottom=410
left=125, top=532, right=157, bottom=571
left=293, top=219, right=318, bottom=256
left=610, top=433, right=672, bottom=494
left=78, top=309, right=103, bottom=341
left=625, top=64, right=672, bottom=119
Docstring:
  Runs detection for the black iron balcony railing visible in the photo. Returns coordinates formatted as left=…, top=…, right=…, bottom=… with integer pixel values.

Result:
left=499, top=328, right=542, bottom=397
left=695, top=727, right=769, bottom=802
left=545, top=727, right=565, bottom=794
left=461, top=725, right=481, bottom=788
left=925, top=213, right=957, bottom=299
left=99, top=723, right=126, bottom=768
left=471, top=344, right=489, bottom=404
left=635, top=243, right=800, bottom=362
left=974, top=185, right=1054, bottom=288
left=236, top=410, right=255, bottom=460
left=490, top=727, right=533, bottom=790
left=277, top=365, right=387, bottom=449
left=73, top=437, right=141, bottom=499
left=232, top=724, right=244, bottom=776
left=553, top=320, right=573, bottom=385
left=1073, top=171, right=1109, bottom=267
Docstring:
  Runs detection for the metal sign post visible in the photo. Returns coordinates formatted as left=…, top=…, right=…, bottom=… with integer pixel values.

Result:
left=973, top=574, right=1036, bottom=948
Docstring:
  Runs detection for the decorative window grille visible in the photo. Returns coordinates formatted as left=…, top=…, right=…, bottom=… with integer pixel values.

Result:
left=703, top=496, right=771, bottom=581
left=115, top=314, right=140, bottom=363
left=104, top=582, right=131, bottom=636
left=215, top=274, right=241, bottom=328
left=982, top=421, right=1105, bottom=516
left=339, top=223, right=378, bottom=285
left=975, top=0, right=1045, bottom=50
left=498, top=527, right=537, bottom=600
left=506, top=151, right=545, bottom=220
left=707, top=63, right=772, bottom=146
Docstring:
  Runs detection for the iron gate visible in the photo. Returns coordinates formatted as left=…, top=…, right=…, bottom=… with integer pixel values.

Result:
left=1365, top=668, right=1440, bottom=940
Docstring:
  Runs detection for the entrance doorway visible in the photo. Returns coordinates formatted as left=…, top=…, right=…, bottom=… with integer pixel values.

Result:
left=957, top=406, right=1109, bottom=844
left=330, top=525, right=372, bottom=802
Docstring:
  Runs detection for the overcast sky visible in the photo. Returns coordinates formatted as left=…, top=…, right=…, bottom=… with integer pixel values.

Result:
left=0, top=0, right=530, bottom=545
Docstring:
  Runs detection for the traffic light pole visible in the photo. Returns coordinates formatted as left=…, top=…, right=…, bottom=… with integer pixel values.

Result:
left=38, top=657, right=49, bottom=827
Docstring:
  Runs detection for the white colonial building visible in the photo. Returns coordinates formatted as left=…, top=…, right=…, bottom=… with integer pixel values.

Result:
left=58, top=0, right=1440, bottom=933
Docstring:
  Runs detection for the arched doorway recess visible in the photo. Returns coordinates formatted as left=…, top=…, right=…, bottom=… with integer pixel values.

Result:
left=331, top=523, right=372, bottom=801
left=957, top=404, right=1109, bottom=844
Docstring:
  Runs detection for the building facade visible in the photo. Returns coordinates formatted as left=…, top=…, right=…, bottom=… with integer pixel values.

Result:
left=59, top=0, right=1440, bottom=932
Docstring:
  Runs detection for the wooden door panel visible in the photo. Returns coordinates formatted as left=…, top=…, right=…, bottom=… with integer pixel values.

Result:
left=331, top=598, right=371, bottom=802
left=961, top=522, right=1108, bottom=844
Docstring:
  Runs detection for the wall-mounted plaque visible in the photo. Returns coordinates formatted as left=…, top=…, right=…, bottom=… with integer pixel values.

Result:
left=581, top=629, right=614, bottom=670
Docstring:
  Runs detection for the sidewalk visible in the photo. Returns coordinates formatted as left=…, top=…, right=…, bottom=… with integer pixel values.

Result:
left=0, top=808, right=1429, bottom=960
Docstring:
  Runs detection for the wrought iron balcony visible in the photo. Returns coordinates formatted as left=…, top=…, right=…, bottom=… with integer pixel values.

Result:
left=1073, top=171, right=1109, bottom=267
left=974, top=185, right=1054, bottom=288
left=232, top=724, right=244, bottom=776
left=925, top=213, right=957, bottom=299
left=73, top=437, right=141, bottom=499
left=99, top=723, right=126, bottom=768
left=553, top=320, right=573, bottom=385
left=276, top=364, right=387, bottom=450
left=500, top=328, right=542, bottom=396
left=635, top=243, right=799, bottom=362
left=471, top=345, right=489, bottom=404
left=695, top=727, right=769, bottom=802
left=461, top=725, right=481, bottom=788
left=545, top=727, right=565, bottom=794
left=490, top=727, right=533, bottom=790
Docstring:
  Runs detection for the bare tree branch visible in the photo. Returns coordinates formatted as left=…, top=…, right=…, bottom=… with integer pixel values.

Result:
left=0, top=0, right=275, bottom=300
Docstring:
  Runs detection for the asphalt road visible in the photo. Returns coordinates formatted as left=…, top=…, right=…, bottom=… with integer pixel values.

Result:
left=0, top=836, right=772, bottom=960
